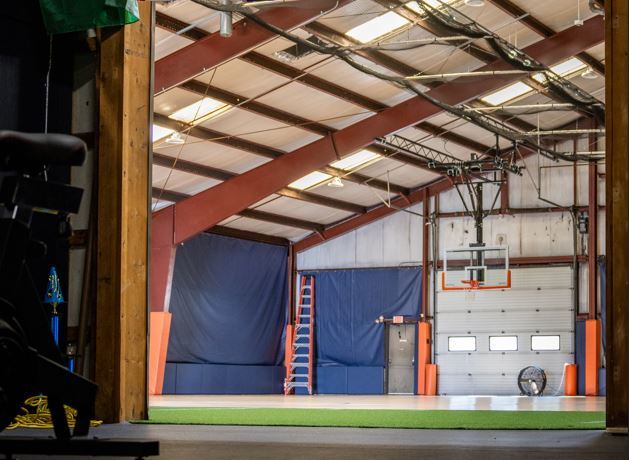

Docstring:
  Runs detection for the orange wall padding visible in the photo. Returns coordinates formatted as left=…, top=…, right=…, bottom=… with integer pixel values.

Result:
left=285, top=324, right=293, bottom=380
left=564, top=363, right=577, bottom=396
left=417, top=322, right=431, bottom=395
left=149, top=312, right=172, bottom=395
left=425, top=364, right=437, bottom=396
left=585, top=319, right=601, bottom=396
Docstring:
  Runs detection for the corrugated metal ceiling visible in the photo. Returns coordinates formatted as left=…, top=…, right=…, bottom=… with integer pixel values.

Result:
left=152, top=0, right=605, bottom=243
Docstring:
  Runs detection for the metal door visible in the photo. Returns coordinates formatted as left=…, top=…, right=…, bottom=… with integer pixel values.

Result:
left=387, top=324, right=416, bottom=394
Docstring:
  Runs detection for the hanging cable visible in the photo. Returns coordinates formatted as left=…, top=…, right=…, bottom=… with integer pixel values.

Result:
left=190, top=0, right=601, bottom=164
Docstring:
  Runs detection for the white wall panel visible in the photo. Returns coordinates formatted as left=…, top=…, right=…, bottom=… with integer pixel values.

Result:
left=297, top=202, right=423, bottom=270
left=435, top=267, right=574, bottom=395
left=438, top=212, right=574, bottom=258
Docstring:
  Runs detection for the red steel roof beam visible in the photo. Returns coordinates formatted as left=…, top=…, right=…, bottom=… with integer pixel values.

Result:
left=154, top=1, right=352, bottom=93
left=172, top=17, right=604, bottom=245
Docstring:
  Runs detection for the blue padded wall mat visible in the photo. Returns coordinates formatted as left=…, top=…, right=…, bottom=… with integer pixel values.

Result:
left=312, top=366, right=384, bottom=395
left=164, top=363, right=284, bottom=394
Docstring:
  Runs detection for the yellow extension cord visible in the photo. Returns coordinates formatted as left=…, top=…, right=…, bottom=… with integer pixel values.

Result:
left=5, top=396, right=102, bottom=430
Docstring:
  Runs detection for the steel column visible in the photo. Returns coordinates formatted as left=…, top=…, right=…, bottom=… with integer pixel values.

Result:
left=422, top=188, right=430, bottom=321
left=151, top=206, right=177, bottom=313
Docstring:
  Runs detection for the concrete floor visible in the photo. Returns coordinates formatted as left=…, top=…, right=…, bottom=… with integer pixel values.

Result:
left=0, top=396, right=621, bottom=459
left=2, top=424, right=627, bottom=459
left=150, top=394, right=606, bottom=412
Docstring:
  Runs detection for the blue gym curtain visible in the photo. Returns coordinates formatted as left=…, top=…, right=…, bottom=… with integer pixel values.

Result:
left=299, top=267, right=422, bottom=394
left=302, top=267, right=422, bottom=367
left=164, top=233, right=288, bottom=394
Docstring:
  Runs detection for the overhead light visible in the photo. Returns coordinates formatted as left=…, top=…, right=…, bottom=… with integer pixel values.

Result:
left=464, top=0, right=485, bottom=6
left=288, top=171, right=332, bottom=190
left=346, top=11, right=409, bottom=43
left=219, top=0, right=232, bottom=37
left=153, top=125, right=175, bottom=142
left=327, top=177, right=344, bottom=188
left=581, top=67, right=598, bottom=80
left=165, top=131, right=185, bottom=145
left=480, top=81, right=534, bottom=106
left=168, top=97, right=230, bottom=124
left=330, top=150, right=382, bottom=171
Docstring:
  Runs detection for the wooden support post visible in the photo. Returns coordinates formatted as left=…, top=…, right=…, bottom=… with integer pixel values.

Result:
left=95, top=2, right=152, bottom=422
left=605, top=0, right=629, bottom=432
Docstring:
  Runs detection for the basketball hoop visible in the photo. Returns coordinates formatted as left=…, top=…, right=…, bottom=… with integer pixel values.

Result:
left=461, top=279, right=482, bottom=289
left=440, top=245, right=511, bottom=291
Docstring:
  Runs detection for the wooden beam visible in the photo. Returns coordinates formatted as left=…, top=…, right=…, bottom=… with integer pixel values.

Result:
left=604, top=0, right=629, bottom=433
left=95, top=1, right=151, bottom=423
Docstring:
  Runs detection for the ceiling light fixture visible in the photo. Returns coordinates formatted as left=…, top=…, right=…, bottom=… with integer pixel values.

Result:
left=165, top=131, right=185, bottom=145
left=327, top=177, right=344, bottom=188
left=219, top=0, right=232, bottom=37
left=464, top=0, right=485, bottom=6
left=581, top=67, right=598, bottom=80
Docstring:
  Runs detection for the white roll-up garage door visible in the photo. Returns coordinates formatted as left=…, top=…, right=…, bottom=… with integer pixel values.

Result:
left=435, top=266, right=574, bottom=395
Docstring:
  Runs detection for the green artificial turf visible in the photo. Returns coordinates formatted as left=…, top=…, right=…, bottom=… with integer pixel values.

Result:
left=138, top=408, right=605, bottom=430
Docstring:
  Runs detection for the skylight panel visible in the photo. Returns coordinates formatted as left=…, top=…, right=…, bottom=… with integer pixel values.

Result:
left=153, top=125, right=174, bottom=142
left=346, top=11, right=409, bottom=44
left=406, top=0, right=455, bottom=13
left=168, top=97, right=230, bottom=124
left=550, top=57, right=587, bottom=77
left=330, top=150, right=381, bottom=171
left=533, top=57, right=587, bottom=82
left=288, top=171, right=332, bottom=190
left=480, top=81, right=534, bottom=106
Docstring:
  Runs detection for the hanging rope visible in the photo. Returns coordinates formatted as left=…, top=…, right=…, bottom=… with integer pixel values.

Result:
left=5, top=396, right=102, bottom=430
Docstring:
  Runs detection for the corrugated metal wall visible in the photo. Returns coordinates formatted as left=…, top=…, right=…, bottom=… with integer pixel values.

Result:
left=435, top=266, right=574, bottom=395
left=296, top=202, right=424, bottom=270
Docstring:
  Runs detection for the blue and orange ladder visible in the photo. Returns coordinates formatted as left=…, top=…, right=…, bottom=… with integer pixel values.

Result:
left=284, top=275, right=314, bottom=395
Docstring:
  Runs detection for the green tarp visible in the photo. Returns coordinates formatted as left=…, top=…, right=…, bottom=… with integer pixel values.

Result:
left=39, top=0, right=140, bottom=34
